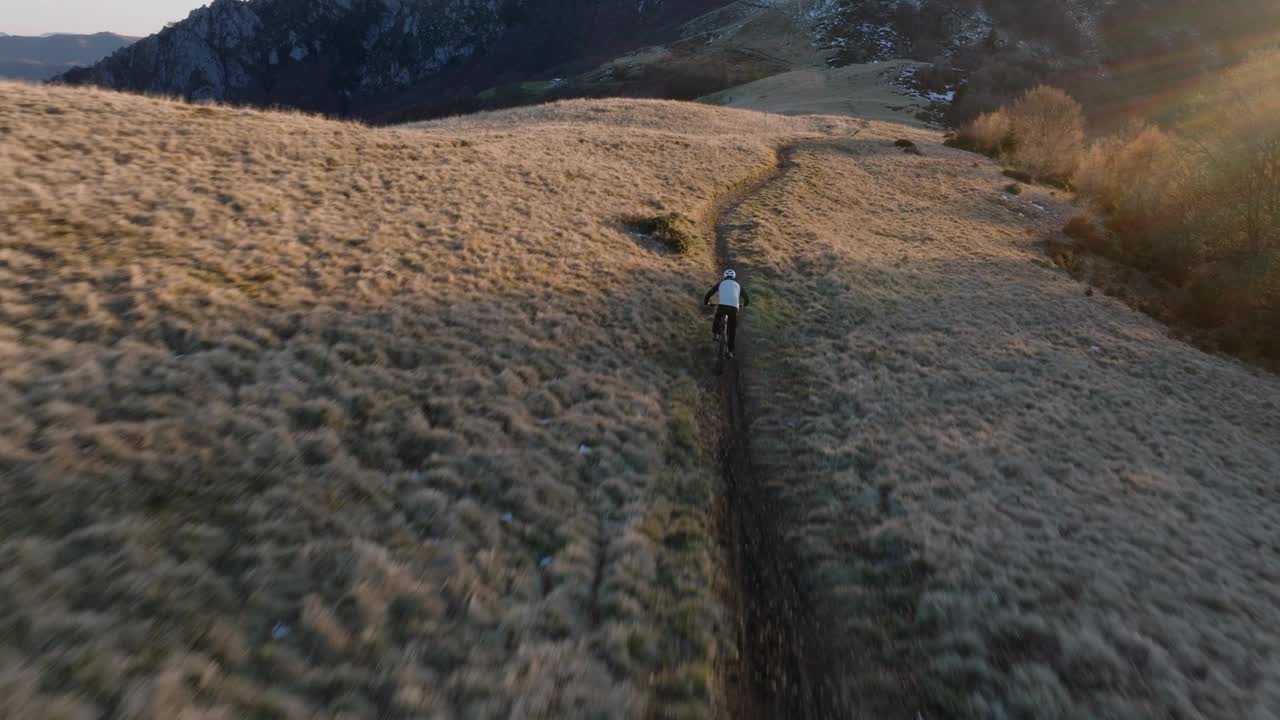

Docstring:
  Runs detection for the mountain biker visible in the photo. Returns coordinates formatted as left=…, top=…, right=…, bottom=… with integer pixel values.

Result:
left=703, top=269, right=749, bottom=359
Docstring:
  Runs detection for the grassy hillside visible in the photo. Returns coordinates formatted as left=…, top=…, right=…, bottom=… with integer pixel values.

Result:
left=6, top=59, right=1280, bottom=720
left=725, top=127, right=1280, bottom=717
left=0, top=81, right=858, bottom=718
left=701, top=60, right=934, bottom=124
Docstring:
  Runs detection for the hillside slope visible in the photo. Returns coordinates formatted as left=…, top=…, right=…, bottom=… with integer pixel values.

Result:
left=6, top=57, right=1280, bottom=720
left=723, top=122, right=1280, bottom=717
left=0, top=80, right=859, bottom=718
left=702, top=60, right=933, bottom=123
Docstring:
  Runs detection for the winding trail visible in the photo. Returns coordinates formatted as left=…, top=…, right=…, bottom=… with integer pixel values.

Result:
left=711, top=145, right=849, bottom=720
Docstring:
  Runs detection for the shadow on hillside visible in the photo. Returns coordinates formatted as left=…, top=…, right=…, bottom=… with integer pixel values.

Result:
left=1, top=263, right=725, bottom=717
left=735, top=247, right=1280, bottom=717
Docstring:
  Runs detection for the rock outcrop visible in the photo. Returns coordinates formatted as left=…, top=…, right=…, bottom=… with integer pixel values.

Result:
left=55, top=0, right=725, bottom=117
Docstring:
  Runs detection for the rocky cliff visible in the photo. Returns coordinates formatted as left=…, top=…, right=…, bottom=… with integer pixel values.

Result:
left=56, top=0, right=726, bottom=117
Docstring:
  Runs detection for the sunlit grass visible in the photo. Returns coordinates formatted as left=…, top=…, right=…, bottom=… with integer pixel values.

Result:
left=0, top=80, right=861, bottom=718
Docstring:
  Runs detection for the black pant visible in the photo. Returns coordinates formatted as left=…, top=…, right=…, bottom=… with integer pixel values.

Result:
left=713, top=305, right=739, bottom=351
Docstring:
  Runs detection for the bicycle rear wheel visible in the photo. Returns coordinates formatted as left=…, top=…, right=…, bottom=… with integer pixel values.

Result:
left=715, top=324, right=727, bottom=375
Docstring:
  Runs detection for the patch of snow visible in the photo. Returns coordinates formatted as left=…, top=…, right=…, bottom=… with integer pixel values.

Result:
left=891, top=64, right=958, bottom=108
left=949, top=7, right=993, bottom=52
left=800, top=0, right=842, bottom=27
left=860, top=22, right=898, bottom=60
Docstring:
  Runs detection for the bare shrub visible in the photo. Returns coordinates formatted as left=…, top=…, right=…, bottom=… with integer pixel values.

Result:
left=1222, top=135, right=1280, bottom=255
left=1005, top=85, right=1085, bottom=182
left=1073, top=123, right=1200, bottom=280
left=1068, top=50, right=1280, bottom=366
left=953, top=85, right=1088, bottom=183
left=1200, top=53, right=1280, bottom=256
left=955, top=109, right=1015, bottom=157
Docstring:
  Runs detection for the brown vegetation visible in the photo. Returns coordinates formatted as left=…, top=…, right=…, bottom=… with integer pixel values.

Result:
left=950, top=85, right=1084, bottom=184
left=0, top=80, right=860, bottom=718
left=951, top=60, right=1280, bottom=370
left=1067, top=51, right=1280, bottom=368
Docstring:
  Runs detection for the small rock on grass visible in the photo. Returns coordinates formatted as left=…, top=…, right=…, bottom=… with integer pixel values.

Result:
left=895, top=139, right=924, bottom=155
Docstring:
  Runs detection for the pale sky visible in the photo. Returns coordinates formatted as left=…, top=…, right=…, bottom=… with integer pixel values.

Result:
left=0, top=0, right=209, bottom=37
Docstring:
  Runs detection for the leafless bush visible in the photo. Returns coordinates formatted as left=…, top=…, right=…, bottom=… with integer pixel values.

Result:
left=954, top=86, right=1085, bottom=184
left=1070, top=50, right=1280, bottom=365
left=1005, top=85, right=1085, bottom=182
left=1073, top=123, right=1200, bottom=279
left=1202, top=54, right=1280, bottom=256
left=956, top=108, right=1015, bottom=156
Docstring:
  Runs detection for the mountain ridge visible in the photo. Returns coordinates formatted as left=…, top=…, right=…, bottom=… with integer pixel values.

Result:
left=54, top=0, right=729, bottom=118
left=0, top=31, right=136, bottom=82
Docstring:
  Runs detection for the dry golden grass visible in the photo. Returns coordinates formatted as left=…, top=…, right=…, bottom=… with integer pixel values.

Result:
left=0, top=80, right=860, bottom=718
left=8, top=59, right=1280, bottom=720
left=700, top=61, right=935, bottom=124
left=725, top=125, right=1280, bottom=718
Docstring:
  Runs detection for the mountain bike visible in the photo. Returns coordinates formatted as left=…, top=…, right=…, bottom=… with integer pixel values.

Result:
left=713, top=312, right=731, bottom=375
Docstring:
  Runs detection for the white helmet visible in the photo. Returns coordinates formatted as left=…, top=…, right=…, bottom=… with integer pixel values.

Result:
left=723, top=269, right=736, bottom=279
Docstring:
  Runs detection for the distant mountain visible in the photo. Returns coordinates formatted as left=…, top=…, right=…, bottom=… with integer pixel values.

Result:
left=54, top=0, right=728, bottom=120
left=0, top=32, right=136, bottom=82
left=803, top=0, right=1280, bottom=127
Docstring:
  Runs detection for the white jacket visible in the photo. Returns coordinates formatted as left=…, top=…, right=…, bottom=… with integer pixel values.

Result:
left=705, top=279, right=749, bottom=309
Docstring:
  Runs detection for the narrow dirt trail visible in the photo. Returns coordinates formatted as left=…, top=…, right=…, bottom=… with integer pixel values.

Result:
left=711, top=145, right=849, bottom=720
